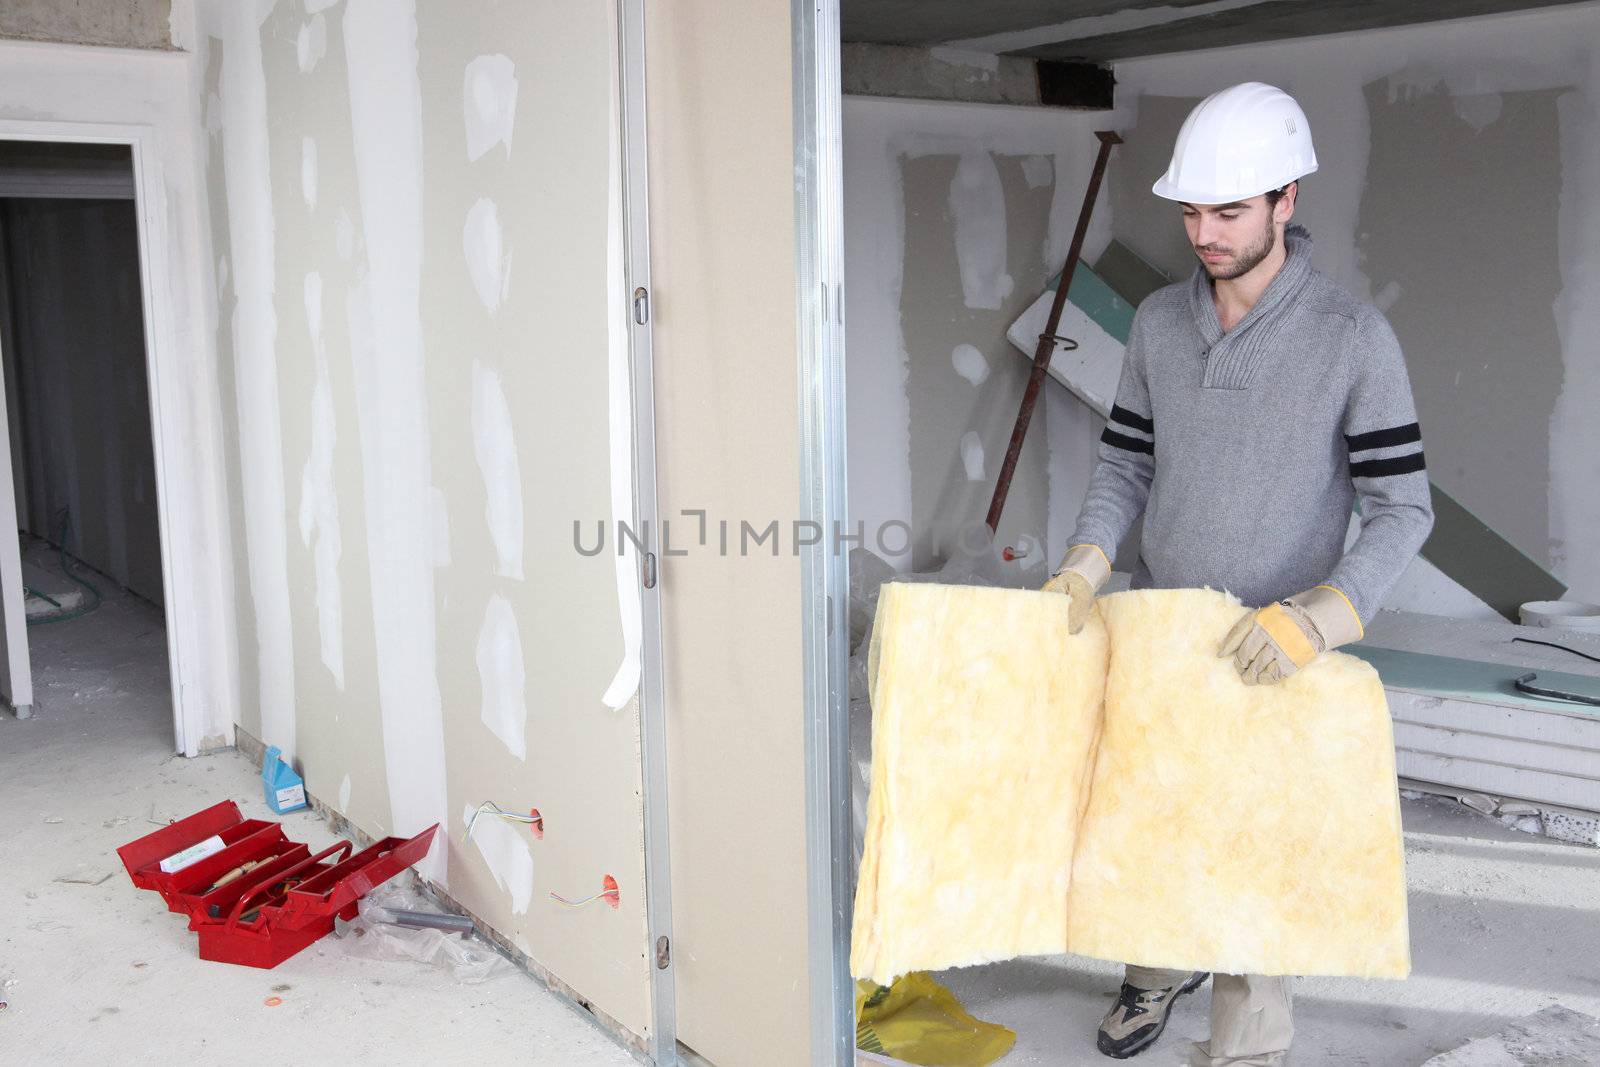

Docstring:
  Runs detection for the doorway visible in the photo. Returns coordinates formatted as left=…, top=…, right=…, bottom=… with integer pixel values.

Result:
left=0, top=139, right=174, bottom=748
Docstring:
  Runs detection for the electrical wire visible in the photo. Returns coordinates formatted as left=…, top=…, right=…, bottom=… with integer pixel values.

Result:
left=462, top=801, right=542, bottom=843
left=1512, top=635, right=1600, bottom=665
left=549, top=887, right=619, bottom=909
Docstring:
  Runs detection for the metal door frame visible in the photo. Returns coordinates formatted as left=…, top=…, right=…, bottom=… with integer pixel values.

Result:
left=617, top=3, right=679, bottom=1063
left=791, top=0, right=855, bottom=1063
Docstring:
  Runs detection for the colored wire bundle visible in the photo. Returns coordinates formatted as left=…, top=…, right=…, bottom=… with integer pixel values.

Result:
left=462, top=801, right=542, bottom=843
left=550, top=886, right=620, bottom=909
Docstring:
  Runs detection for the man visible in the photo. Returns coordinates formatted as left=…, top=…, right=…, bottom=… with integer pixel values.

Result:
left=1043, top=82, right=1434, bottom=1064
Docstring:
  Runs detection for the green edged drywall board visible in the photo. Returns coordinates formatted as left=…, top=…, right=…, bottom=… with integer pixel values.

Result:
left=1042, top=262, right=1136, bottom=346
left=1094, top=239, right=1171, bottom=307
left=1348, top=645, right=1600, bottom=718
left=1422, top=485, right=1566, bottom=621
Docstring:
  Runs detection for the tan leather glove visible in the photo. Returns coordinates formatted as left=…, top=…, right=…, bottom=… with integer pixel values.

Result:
left=1218, top=585, right=1364, bottom=686
left=1042, top=544, right=1111, bottom=635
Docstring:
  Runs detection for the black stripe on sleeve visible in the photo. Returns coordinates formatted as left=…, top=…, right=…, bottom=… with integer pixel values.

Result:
left=1101, top=427, right=1154, bottom=455
left=1345, top=422, right=1421, bottom=453
left=1350, top=451, right=1426, bottom=479
left=1109, top=404, right=1154, bottom=435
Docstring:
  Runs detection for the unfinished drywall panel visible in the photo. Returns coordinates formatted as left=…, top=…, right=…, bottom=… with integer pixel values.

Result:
left=206, top=1, right=298, bottom=765
left=1359, top=82, right=1564, bottom=572
left=0, top=0, right=172, bottom=51
left=646, top=0, right=811, bottom=1062
left=842, top=96, right=1129, bottom=576
left=1111, top=4, right=1600, bottom=603
left=0, top=39, right=243, bottom=756
left=194, top=0, right=650, bottom=1042
left=412, top=0, right=648, bottom=1036
left=0, top=198, right=164, bottom=603
left=901, top=151, right=1057, bottom=571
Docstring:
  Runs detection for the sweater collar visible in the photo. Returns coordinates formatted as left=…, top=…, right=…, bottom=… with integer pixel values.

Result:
left=1189, top=223, right=1314, bottom=346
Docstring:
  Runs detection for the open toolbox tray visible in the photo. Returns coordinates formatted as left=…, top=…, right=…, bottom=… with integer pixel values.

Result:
left=118, top=800, right=439, bottom=969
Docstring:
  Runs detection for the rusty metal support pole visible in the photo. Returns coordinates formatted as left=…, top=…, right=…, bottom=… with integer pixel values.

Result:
left=984, top=130, right=1122, bottom=535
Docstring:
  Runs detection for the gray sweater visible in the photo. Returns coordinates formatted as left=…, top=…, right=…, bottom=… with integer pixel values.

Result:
left=1070, top=225, right=1433, bottom=625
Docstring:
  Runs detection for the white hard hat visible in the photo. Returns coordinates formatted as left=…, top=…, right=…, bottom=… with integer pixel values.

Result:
left=1152, top=82, right=1317, bottom=204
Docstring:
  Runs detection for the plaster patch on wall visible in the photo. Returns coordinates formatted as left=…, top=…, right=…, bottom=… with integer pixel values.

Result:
left=216, top=0, right=297, bottom=759
left=950, top=152, right=1013, bottom=310
left=296, top=14, right=326, bottom=74
left=430, top=485, right=451, bottom=566
left=1373, top=280, right=1402, bottom=312
left=335, top=207, right=354, bottom=261
left=476, top=594, right=527, bottom=761
left=204, top=89, right=223, bottom=135
left=461, top=802, right=534, bottom=913
left=338, top=772, right=351, bottom=813
left=1454, top=92, right=1504, bottom=131
left=471, top=360, right=524, bottom=580
left=297, top=270, right=345, bottom=690
left=300, top=135, right=317, bottom=210
left=463, top=197, right=512, bottom=313
left=952, top=342, right=989, bottom=385
left=304, top=0, right=340, bottom=12
left=960, top=430, right=985, bottom=481
left=463, top=53, right=518, bottom=162
left=602, top=32, right=641, bottom=709
left=343, top=0, right=449, bottom=885
left=1021, top=154, right=1054, bottom=189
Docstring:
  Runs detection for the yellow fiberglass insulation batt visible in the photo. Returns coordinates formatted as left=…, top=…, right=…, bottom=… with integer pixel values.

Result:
left=850, top=582, right=1110, bottom=985
left=850, top=583, right=1410, bottom=985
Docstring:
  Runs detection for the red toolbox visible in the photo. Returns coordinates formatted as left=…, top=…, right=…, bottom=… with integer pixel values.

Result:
left=118, top=800, right=439, bottom=969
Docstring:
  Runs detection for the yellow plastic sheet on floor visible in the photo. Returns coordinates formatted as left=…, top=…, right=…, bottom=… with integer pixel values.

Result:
left=855, top=972, right=1016, bottom=1066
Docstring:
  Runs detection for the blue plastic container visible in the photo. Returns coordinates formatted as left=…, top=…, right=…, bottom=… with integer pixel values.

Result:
left=262, top=745, right=309, bottom=814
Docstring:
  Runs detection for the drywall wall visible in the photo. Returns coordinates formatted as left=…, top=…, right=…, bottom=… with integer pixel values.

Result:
left=0, top=0, right=172, bottom=50
left=0, top=197, right=164, bottom=603
left=901, top=151, right=1052, bottom=570
left=843, top=95, right=1124, bottom=575
left=0, top=38, right=241, bottom=756
left=193, top=0, right=649, bottom=1043
left=1110, top=3, right=1600, bottom=603
left=645, top=0, right=813, bottom=1063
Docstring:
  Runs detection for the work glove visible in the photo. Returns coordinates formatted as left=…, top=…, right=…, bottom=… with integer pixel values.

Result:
left=1042, top=544, right=1111, bottom=635
left=1218, top=585, right=1364, bottom=686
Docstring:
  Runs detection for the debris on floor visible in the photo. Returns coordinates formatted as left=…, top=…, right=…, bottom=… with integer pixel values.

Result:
left=333, top=881, right=511, bottom=984
left=1421, top=1005, right=1600, bottom=1065
left=53, top=866, right=113, bottom=886
left=1404, top=782, right=1600, bottom=848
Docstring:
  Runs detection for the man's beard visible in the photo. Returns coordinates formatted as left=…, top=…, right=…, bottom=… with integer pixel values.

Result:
left=1198, top=215, right=1276, bottom=280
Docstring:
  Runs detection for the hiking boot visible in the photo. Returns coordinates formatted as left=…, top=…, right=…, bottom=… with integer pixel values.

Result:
left=1096, top=971, right=1209, bottom=1059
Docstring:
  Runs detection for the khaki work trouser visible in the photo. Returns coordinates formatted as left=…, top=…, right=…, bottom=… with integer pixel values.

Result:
left=1124, top=965, right=1293, bottom=1066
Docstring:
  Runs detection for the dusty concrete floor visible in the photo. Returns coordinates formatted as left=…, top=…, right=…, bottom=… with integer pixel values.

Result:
left=0, top=575, right=637, bottom=1065
left=8, top=560, right=1598, bottom=1066
left=937, top=794, right=1600, bottom=1066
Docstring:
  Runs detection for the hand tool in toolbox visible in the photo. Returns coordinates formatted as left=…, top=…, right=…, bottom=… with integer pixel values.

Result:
left=117, top=799, right=439, bottom=968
